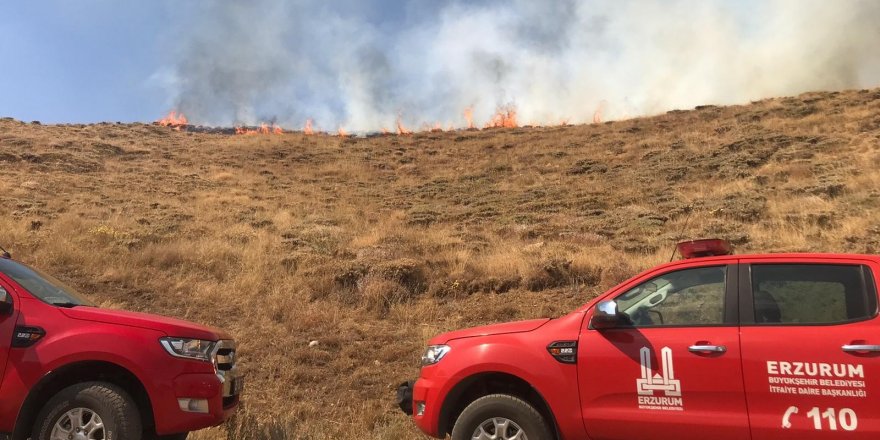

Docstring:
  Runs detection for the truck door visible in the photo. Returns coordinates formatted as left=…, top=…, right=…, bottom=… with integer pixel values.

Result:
left=578, top=262, right=750, bottom=440
left=740, top=259, right=880, bottom=440
left=0, top=278, right=18, bottom=381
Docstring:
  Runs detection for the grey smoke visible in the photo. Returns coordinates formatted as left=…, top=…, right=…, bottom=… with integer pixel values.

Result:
left=163, top=0, right=880, bottom=131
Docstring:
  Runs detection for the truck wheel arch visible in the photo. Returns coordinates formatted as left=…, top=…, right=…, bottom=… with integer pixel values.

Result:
left=12, top=360, right=154, bottom=440
left=437, top=371, right=560, bottom=440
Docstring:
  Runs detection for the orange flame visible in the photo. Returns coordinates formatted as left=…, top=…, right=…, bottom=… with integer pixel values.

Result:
left=156, top=111, right=188, bottom=129
left=431, top=122, right=443, bottom=132
left=593, top=100, right=607, bottom=124
left=304, top=119, right=314, bottom=135
left=397, top=116, right=412, bottom=135
left=235, top=123, right=283, bottom=135
left=463, top=106, right=474, bottom=129
left=485, top=105, right=518, bottom=128
left=337, top=127, right=348, bottom=137
left=381, top=127, right=390, bottom=135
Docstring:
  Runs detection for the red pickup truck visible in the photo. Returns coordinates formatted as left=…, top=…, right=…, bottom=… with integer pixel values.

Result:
left=0, top=251, right=242, bottom=440
left=400, top=239, right=880, bottom=440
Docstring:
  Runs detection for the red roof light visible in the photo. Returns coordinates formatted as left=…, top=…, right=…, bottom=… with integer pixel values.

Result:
left=676, top=239, right=732, bottom=259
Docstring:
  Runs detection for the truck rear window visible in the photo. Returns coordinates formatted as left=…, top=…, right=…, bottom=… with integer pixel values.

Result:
left=751, top=264, right=877, bottom=325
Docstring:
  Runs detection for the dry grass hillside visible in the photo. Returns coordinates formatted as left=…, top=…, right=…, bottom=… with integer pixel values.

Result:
left=2, top=88, right=880, bottom=439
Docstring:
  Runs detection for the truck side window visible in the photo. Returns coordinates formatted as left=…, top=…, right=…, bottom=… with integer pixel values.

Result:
left=750, top=264, right=878, bottom=325
left=615, top=266, right=726, bottom=327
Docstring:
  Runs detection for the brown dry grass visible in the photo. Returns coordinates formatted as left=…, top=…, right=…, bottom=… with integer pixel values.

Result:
left=1, top=87, right=880, bottom=439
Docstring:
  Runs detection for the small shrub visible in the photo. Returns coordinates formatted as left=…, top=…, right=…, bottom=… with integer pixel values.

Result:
left=370, top=258, right=427, bottom=294
left=359, top=276, right=411, bottom=315
left=524, top=258, right=571, bottom=291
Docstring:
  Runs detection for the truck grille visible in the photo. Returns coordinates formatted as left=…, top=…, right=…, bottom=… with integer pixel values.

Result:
left=213, top=340, right=242, bottom=407
left=215, top=343, right=236, bottom=371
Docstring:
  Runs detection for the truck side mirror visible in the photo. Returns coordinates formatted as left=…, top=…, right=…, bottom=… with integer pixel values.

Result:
left=0, top=287, right=11, bottom=315
left=590, top=300, right=622, bottom=330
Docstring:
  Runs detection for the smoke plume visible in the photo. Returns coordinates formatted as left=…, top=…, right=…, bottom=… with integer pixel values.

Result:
left=163, top=0, right=880, bottom=131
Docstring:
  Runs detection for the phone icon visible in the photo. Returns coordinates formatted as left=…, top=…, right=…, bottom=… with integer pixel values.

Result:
left=782, top=406, right=799, bottom=429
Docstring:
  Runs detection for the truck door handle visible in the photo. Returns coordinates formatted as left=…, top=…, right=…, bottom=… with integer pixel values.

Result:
left=842, top=344, right=880, bottom=353
left=688, top=344, right=726, bottom=354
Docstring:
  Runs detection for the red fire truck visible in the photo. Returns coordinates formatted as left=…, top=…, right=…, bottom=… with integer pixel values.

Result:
left=0, top=250, right=241, bottom=440
left=399, top=239, right=879, bottom=440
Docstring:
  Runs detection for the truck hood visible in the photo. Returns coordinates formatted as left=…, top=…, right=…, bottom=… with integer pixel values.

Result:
left=429, top=318, right=551, bottom=344
left=61, top=306, right=230, bottom=341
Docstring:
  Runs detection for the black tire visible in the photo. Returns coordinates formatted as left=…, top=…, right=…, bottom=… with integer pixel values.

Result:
left=32, top=381, right=142, bottom=440
left=451, top=394, right=554, bottom=440
left=145, top=433, right=188, bottom=440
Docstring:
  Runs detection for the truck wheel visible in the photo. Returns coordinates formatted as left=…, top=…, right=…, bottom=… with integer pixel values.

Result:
left=32, top=382, right=142, bottom=440
left=452, top=394, right=554, bottom=440
left=147, top=434, right=189, bottom=440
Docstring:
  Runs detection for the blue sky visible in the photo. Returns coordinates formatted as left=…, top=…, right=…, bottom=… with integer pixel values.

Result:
left=0, top=2, right=178, bottom=122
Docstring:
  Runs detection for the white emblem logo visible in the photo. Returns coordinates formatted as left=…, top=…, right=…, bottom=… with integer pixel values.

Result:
left=637, top=346, right=681, bottom=396
left=636, top=346, right=684, bottom=410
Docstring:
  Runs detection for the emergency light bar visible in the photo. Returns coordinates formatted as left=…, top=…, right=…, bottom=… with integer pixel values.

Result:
left=676, top=239, right=732, bottom=259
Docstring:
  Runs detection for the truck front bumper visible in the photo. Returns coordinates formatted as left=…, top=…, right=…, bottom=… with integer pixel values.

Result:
left=398, top=376, right=444, bottom=438
left=155, top=340, right=243, bottom=435
left=155, top=371, right=242, bottom=434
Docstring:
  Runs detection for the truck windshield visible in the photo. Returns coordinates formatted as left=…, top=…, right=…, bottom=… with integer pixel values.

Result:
left=0, top=259, right=94, bottom=307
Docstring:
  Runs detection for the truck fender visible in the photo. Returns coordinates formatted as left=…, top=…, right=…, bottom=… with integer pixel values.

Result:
left=11, top=359, right=154, bottom=440
left=436, top=342, right=578, bottom=438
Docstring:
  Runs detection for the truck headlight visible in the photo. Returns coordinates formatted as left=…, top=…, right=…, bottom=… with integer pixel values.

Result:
left=160, top=337, right=216, bottom=362
left=421, top=345, right=451, bottom=366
